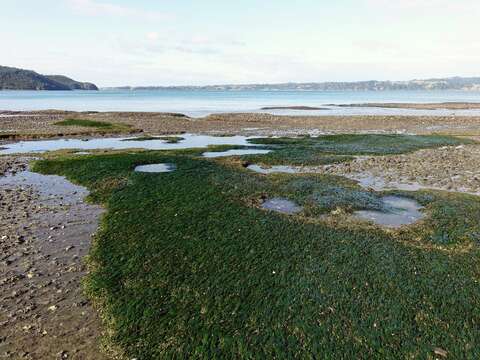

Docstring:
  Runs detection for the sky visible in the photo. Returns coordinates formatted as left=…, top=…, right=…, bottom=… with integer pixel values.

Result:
left=1, top=0, right=480, bottom=86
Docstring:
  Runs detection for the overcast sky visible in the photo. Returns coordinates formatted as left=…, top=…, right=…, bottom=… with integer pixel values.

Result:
left=1, top=0, right=479, bottom=86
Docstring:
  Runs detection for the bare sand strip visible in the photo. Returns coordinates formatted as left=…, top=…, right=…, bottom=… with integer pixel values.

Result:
left=0, top=158, right=107, bottom=359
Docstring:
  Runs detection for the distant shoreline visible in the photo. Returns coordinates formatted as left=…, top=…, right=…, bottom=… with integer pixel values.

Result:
left=332, top=102, right=480, bottom=110
left=100, top=76, right=480, bottom=92
left=260, top=106, right=329, bottom=111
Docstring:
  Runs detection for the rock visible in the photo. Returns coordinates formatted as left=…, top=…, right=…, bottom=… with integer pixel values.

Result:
left=58, top=350, right=69, bottom=359
left=434, top=347, right=448, bottom=358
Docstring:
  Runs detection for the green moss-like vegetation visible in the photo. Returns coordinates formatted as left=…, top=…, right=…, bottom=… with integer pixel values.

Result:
left=249, top=134, right=469, bottom=154
left=55, top=119, right=116, bottom=128
left=245, top=134, right=471, bottom=165
left=54, top=118, right=135, bottom=135
left=32, top=134, right=480, bottom=359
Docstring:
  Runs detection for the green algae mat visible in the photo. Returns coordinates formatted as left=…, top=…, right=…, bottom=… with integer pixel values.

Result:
left=33, top=134, right=480, bottom=359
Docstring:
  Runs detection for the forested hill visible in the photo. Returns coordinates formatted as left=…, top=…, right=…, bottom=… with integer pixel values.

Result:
left=0, top=66, right=98, bottom=90
left=107, top=77, right=480, bottom=91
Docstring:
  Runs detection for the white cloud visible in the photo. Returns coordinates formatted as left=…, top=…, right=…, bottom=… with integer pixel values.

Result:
left=146, top=32, right=160, bottom=41
left=363, top=0, right=480, bottom=16
left=114, top=32, right=246, bottom=56
left=66, top=0, right=169, bottom=21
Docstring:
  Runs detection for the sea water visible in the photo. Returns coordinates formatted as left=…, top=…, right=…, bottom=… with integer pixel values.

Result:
left=2, top=89, right=480, bottom=117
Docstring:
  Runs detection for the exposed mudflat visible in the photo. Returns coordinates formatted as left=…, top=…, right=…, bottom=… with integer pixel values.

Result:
left=337, top=102, right=480, bottom=110
left=2, top=110, right=480, bottom=140
left=260, top=106, right=328, bottom=111
left=319, top=144, right=480, bottom=195
left=0, top=159, right=107, bottom=359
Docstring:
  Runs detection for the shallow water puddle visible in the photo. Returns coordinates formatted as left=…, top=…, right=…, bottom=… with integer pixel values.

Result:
left=0, top=134, right=258, bottom=154
left=202, top=149, right=271, bottom=158
left=134, top=163, right=176, bottom=173
left=0, top=170, right=92, bottom=206
left=261, top=198, right=303, bottom=214
left=247, top=164, right=298, bottom=174
left=354, top=196, right=424, bottom=228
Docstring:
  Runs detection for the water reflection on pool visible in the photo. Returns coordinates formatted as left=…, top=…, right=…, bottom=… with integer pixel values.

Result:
left=354, top=196, right=424, bottom=228
left=202, top=149, right=271, bottom=158
left=134, top=163, right=176, bottom=173
left=247, top=164, right=298, bottom=174
left=0, top=134, right=259, bottom=155
left=261, top=198, right=303, bottom=214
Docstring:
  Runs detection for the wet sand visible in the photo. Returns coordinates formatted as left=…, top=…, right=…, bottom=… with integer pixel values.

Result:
left=336, top=102, right=480, bottom=110
left=313, top=144, right=480, bottom=195
left=3, top=110, right=480, bottom=141
left=0, top=158, right=107, bottom=359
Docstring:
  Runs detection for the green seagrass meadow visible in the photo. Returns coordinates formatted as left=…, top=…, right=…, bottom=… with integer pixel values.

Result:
left=33, top=135, right=480, bottom=359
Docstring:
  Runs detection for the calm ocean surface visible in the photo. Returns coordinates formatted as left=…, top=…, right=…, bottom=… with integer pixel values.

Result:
left=1, top=89, right=480, bottom=117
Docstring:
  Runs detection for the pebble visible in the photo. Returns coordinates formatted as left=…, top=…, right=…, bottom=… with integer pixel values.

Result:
left=319, top=144, right=480, bottom=194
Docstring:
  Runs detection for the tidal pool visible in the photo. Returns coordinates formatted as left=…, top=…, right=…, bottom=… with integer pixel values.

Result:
left=0, top=134, right=258, bottom=155
left=0, top=170, right=90, bottom=206
left=247, top=164, right=298, bottom=174
left=202, top=149, right=271, bottom=158
left=261, top=198, right=303, bottom=214
left=134, top=163, right=176, bottom=173
left=354, top=196, right=424, bottom=228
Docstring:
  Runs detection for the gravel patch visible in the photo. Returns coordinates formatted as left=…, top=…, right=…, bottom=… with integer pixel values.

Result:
left=0, top=156, right=30, bottom=176
left=318, top=145, right=480, bottom=195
